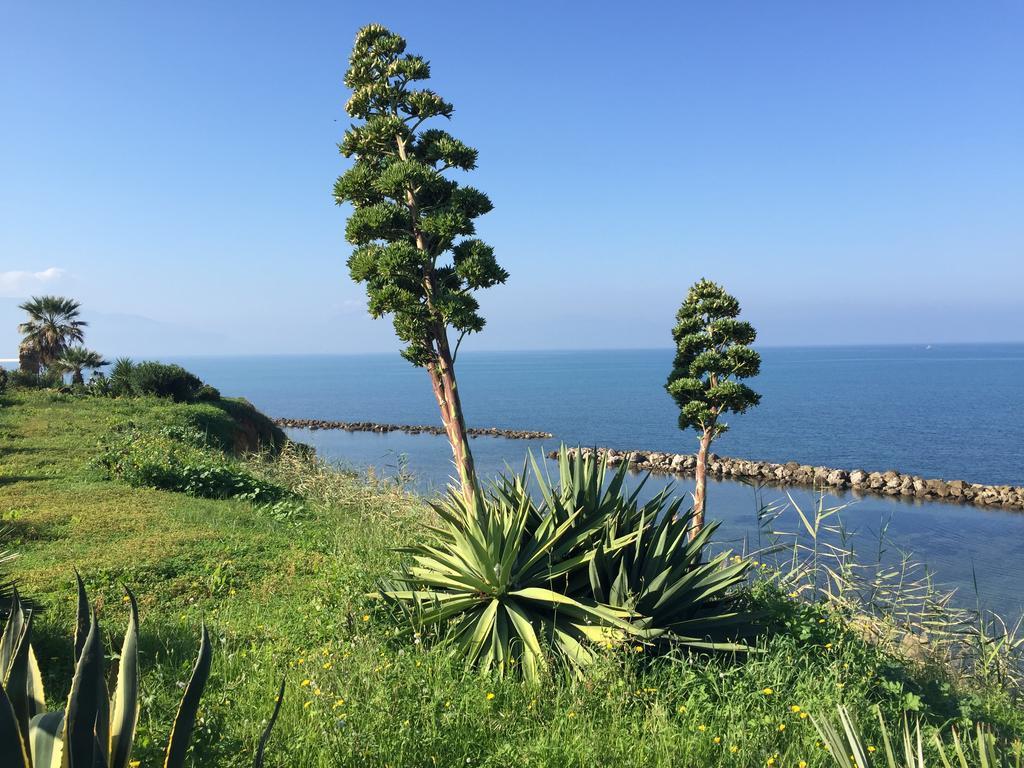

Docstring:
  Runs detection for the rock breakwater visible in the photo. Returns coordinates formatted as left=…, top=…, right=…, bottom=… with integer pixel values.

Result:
left=550, top=447, right=1024, bottom=512
left=274, top=417, right=552, bottom=441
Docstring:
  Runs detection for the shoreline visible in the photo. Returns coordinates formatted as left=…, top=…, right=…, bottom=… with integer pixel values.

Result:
left=272, top=417, right=1023, bottom=511
left=552, top=446, right=1024, bottom=512
left=273, top=417, right=552, bottom=440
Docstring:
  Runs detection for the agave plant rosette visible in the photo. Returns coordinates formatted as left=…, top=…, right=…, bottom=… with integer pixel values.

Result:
left=381, top=466, right=641, bottom=681
left=591, top=485, right=756, bottom=650
left=380, top=447, right=757, bottom=681
left=0, top=576, right=282, bottom=767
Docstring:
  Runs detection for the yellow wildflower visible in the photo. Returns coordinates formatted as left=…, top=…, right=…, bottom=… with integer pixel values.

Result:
left=762, top=687, right=774, bottom=695
left=791, top=705, right=801, bottom=713
left=486, top=692, right=495, bottom=700
left=713, top=736, right=721, bottom=744
left=697, top=724, right=706, bottom=732
left=800, top=712, right=809, bottom=719
left=300, top=679, right=311, bottom=687
left=778, top=724, right=786, bottom=731
left=362, top=615, right=370, bottom=622
left=730, top=746, right=738, bottom=753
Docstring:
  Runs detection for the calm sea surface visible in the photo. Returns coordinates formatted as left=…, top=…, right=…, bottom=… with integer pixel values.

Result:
left=174, top=345, right=1024, bottom=618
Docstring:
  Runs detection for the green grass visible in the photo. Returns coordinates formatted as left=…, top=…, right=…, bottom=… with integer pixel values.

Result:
left=1, top=389, right=1021, bottom=767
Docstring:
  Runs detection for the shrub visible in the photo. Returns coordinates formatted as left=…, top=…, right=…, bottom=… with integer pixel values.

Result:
left=379, top=447, right=754, bottom=681
left=196, top=383, right=221, bottom=401
left=0, top=367, right=8, bottom=393
left=86, top=370, right=110, bottom=396
left=7, top=369, right=62, bottom=390
left=106, top=358, right=210, bottom=402
left=99, top=425, right=290, bottom=503
left=130, top=361, right=205, bottom=402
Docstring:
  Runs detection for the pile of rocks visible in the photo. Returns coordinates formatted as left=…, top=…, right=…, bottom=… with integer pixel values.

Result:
left=274, top=417, right=552, bottom=441
left=550, top=447, right=1024, bottom=511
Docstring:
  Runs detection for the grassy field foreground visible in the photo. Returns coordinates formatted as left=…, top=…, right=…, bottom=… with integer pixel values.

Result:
left=0, top=389, right=1021, bottom=767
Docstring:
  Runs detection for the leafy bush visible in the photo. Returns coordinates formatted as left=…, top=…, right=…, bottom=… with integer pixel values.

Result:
left=129, top=361, right=205, bottom=402
left=86, top=370, right=110, bottom=396
left=0, top=579, right=282, bottom=767
left=99, top=425, right=290, bottom=503
left=379, top=448, right=754, bottom=681
left=106, top=358, right=215, bottom=403
left=0, top=367, right=8, bottom=393
left=197, top=383, right=221, bottom=401
left=7, top=369, right=62, bottom=390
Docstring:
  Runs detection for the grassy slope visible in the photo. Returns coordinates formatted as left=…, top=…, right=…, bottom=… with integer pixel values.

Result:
left=0, top=390, right=1020, bottom=767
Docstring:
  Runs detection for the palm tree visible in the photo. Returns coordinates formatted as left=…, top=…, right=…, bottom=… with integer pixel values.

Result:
left=17, top=295, right=87, bottom=369
left=54, top=346, right=109, bottom=385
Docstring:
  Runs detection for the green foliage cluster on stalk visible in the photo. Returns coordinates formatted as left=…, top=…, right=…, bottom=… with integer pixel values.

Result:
left=337, top=24, right=507, bottom=365
left=380, top=447, right=755, bottom=682
left=0, top=578, right=282, bottom=767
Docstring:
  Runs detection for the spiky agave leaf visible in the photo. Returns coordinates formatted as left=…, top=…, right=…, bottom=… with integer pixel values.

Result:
left=108, top=589, right=140, bottom=768
left=61, top=609, right=106, bottom=768
left=163, top=624, right=212, bottom=768
left=252, top=678, right=285, bottom=768
left=1, top=590, right=47, bottom=759
left=0, top=676, right=30, bottom=768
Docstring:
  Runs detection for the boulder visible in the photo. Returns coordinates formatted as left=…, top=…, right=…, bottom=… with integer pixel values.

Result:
left=826, top=469, right=850, bottom=487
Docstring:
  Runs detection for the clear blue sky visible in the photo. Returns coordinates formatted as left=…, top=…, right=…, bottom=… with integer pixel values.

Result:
left=2, top=2, right=1022, bottom=356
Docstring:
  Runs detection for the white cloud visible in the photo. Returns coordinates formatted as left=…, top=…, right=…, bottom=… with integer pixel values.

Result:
left=0, top=267, right=67, bottom=297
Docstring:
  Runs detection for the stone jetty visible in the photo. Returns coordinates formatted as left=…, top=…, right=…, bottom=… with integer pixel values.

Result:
left=549, top=446, right=1024, bottom=512
left=274, top=417, right=552, bottom=441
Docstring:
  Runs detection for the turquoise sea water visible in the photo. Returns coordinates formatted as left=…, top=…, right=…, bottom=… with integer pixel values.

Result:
left=175, top=345, right=1024, bottom=617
